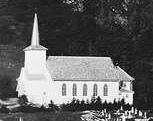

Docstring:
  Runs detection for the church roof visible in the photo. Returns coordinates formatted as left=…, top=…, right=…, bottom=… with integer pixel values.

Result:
left=47, top=56, right=134, bottom=81
left=24, top=45, right=47, bottom=51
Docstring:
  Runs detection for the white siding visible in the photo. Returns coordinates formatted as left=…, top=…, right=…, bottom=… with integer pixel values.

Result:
left=51, top=81, right=120, bottom=104
left=24, top=50, right=46, bottom=74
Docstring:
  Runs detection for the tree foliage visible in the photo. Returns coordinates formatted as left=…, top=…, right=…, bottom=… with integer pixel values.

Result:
left=0, top=75, right=17, bottom=99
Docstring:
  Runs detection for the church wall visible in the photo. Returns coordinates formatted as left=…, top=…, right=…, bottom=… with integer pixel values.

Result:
left=119, top=92, right=133, bottom=104
left=24, top=50, right=46, bottom=74
left=23, top=80, right=52, bottom=105
left=124, top=81, right=132, bottom=91
left=50, top=81, right=120, bottom=104
left=127, top=93, right=133, bottom=104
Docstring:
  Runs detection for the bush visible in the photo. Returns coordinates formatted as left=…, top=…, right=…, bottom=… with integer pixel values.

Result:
left=48, top=100, right=59, bottom=111
left=18, top=95, right=28, bottom=105
left=18, top=100, right=59, bottom=113
left=60, top=97, right=132, bottom=112
left=3, top=96, right=132, bottom=113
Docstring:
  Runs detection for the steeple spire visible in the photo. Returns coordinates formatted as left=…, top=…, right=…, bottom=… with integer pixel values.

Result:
left=24, top=13, right=47, bottom=51
left=31, top=13, right=39, bottom=47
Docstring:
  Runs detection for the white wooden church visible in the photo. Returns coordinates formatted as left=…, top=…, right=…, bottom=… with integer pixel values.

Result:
left=16, top=14, right=134, bottom=106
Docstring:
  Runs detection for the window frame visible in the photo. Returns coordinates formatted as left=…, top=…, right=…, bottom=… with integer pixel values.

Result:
left=93, top=84, right=98, bottom=96
left=83, top=84, right=87, bottom=96
left=103, top=84, right=108, bottom=96
left=73, top=83, right=77, bottom=96
left=62, top=83, right=66, bottom=96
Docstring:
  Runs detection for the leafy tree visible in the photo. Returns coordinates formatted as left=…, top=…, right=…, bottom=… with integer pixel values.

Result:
left=0, top=75, right=16, bottom=99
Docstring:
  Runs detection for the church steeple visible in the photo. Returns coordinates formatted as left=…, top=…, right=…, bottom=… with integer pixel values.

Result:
left=24, top=13, right=47, bottom=51
left=31, top=13, right=39, bottom=47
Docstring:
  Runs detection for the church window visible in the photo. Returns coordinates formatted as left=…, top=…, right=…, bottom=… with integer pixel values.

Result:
left=103, top=84, right=108, bottom=96
left=73, top=84, right=77, bottom=96
left=93, top=84, right=98, bottom=96
left=62, top=83, right=66, bottom=96
left=119, top=81, right=123, bottom=90
left=83, top=84, right=87, bottom=96
left=130, top=82, right=133, bottom=91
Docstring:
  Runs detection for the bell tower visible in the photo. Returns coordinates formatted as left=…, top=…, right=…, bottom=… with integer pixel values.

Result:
left=16, top=13, right=53, bottom=106
left=24, top=13, right=47, bottom=74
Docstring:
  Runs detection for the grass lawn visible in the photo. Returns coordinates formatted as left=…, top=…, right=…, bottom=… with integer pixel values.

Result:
left=0, top=112, right=82, bottom=121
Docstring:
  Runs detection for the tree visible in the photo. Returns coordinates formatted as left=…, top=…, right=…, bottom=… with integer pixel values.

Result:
left=0, top=75, right=15, bottom=99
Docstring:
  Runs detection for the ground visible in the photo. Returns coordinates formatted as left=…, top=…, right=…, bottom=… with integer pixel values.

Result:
left=0, top=112, right=82, bottom=121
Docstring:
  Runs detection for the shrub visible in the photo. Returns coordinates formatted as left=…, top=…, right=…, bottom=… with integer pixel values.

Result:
left=48, top=100, right=59, bottom=111
left=60, top=97, right=132, bottom=112
left=18, top=100, right=59, bottom=113
left=18, top=95, right=28, bottom=106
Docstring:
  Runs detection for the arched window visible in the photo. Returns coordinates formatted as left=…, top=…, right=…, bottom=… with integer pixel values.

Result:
left=83, top=84, right=87, bottom=96
left=93, top=84, right=98, bottom=96
left=130, top=82, right=133, bottom=91
left=62, top=83, right=66, bottom=96
left=103, top=84, right=108, bottom=96
left=119, top=81, right=123, bottom=90
left=73, top=84, right=77, bottom=96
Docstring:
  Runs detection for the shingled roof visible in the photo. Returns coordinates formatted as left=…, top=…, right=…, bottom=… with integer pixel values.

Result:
left=47, top=56, right=134, bottom=81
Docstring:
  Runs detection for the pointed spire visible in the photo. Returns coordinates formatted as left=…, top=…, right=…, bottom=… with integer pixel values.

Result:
left=31, top=13, right=39, bottom=47
left=24, top=13, right=47, bottom=51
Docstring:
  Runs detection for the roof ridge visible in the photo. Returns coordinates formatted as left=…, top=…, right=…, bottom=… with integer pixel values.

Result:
left=117, top=66, right=134, bottom=80
left=48, top=56, right=111, bottom=59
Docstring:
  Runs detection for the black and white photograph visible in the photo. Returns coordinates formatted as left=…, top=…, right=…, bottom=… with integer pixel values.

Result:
left=0, top=0, right=152, bottom=121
